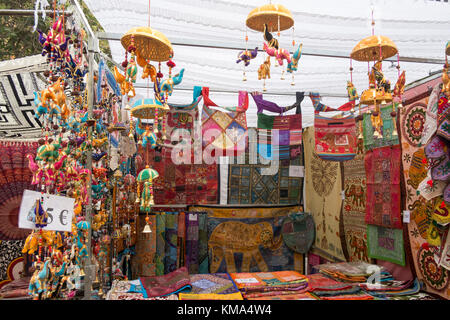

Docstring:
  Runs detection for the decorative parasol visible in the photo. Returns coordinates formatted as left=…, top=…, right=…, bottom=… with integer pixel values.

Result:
left=359, top=88, right=393, bottom=106
left=137, top=165, right=159, bottom=182
left=351, top=35, right=398, bottom=62
left=246, top=3, right=294, bottom=32
left=121, top=26, right=173, bottom=62
left=130, top=98, right=170, bottom=120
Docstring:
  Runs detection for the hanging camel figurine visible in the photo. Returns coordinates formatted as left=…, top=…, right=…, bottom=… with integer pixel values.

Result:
left=258, top=56, right=271, bottom=80
left=136, top=54, right=157, bottom=82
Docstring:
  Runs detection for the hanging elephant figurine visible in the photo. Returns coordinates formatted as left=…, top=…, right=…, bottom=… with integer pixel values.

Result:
left=263, top=42, right=291, bottom=66
left=287, top=43, right=303, bottom=73
left=236, top=47, right=258, bottom=67
left=136, top=54, right=157, bottom=82
left=160, top=68, right=185, bottom=96
left=33, top=91, right=48, bottom=119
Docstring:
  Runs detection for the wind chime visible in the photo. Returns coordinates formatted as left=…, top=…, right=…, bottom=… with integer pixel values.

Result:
left=243, top=2, right=301, bottom=91
left=350, top=8, right=403, bottom=141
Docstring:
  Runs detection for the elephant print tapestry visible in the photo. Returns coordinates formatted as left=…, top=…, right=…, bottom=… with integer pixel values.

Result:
left=400, top=96, right=450, bottom=299
left=364, top=145, right=402, bottom=229
left=189, top=205, right=302, bottom=273
left=342, top=136, right=370, bottom=262
left=303, top=127, right=345, bottom=261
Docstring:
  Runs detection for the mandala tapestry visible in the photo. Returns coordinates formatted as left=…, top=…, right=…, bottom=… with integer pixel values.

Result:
left=303, top=127, right=345, bottom=261
left=401, top=96, right=450, bottom=299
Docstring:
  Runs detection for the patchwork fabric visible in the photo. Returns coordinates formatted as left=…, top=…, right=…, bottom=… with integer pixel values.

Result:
left=139, top=147, right=218, bottom=205
left=0, top=141, right=38, bottom=240
left=106, top=280, right=178, bottom=300
left=364, top=145, right=402, bottom=229
left=362, top=104, right=399, bottom=150
left=189, top=205, right=302, bottom=273
left=227, top=151, right=304, bottom=205
left=366, top=225, right=405, bottom=266
left=281, top=212, right=315, bottom=254
left=314, top=114, right=357, bottom=161
left=185, top=212, right=209, bottom=274
left=201, top=87, right=248, bottom=156
left=164, top=213, right=179, bottom=274
left=303, top=127, right=345, bottom=261
left=342, top=135, right=370, bottom=262
left=139, top=266, right=192, bottom=298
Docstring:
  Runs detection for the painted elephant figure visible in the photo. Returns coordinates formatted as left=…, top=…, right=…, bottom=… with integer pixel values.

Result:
left=345, top=183, right=365, bottom=208
left=208, top=221, right=282, bottom=273
left=160, top=68, right=185, bottom=96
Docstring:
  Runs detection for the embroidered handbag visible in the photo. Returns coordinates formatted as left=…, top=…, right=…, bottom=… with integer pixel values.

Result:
left=314, top=114, right=357, bottom=161
left=201, top=87, right=248, bottom=156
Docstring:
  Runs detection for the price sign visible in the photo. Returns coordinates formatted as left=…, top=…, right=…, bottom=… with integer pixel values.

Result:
left=18, top=189, right=75, bottom=232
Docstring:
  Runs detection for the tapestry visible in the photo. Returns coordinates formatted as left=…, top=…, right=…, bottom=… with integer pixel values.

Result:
left=133, top=215, right=156, bottom=277
left=139, top=266, right=191, bottom=298
left=188, top=273, right=239, bottom=294
left=314, top=113, right=357, bottom=161
left=342, top=133, right=370, bottom=262
left=400, top=94, right=450, bottom=299
left=0, top=240, right=24, bottom=288
left=198, top=213, right=209, bottom=274
left=177, top=212, right=186, bottom=269
left=227, top=151, right=303, bottom=205
left=303, top=127, right=345, bottom=261
left=189, top=205, right=302, bottom=273
left=366, top=225, right=405, bottom=266
left=362, top=104, right=399, bottom=150
left=139, top=147, right=218, bottom=205
left=164, top=213, right=179, bottom=274
left=364, top=145, right=402, bottom=229
left=155, top=213, right=165, bottom=276
left=201, top=87, right=248, bottom=156
left=185, top=212, right=200, bottom=274
left=0, top=141, right=38, bottom=240
left=0, top=72, right=45, bottom=139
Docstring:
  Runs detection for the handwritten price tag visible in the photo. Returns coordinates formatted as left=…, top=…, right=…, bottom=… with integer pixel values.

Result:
left=18, top=189, right=75, bottom=232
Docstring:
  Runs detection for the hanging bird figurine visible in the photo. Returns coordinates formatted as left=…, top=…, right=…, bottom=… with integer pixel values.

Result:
left=236, top=47, right=258, bottom=67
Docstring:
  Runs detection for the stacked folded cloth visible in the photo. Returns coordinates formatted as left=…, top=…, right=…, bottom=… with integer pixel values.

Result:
left=178, top=273, right=243, bottom=300
left=305, top=273, right=374, bottom=300
left=359, top=278, right=423, bottom=299
left=313, top=262, right=392, bottom=283
left=229, top=271, right=309, bottom=300
left=0, top=277, right=32, bottom=300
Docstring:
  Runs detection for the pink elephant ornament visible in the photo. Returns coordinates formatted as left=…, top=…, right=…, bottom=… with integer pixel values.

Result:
left=263, top=42, right=291, bottom=66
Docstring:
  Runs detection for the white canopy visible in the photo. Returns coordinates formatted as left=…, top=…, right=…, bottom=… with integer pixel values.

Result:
left=84, top=0, right=450, bottom=127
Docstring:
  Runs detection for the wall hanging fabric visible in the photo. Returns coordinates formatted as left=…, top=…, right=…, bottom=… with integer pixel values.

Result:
left=0, top=141, right=38, bottom=240
left=364, top=145, right=402, bottom=229
left=401, top=91, right=450, bottom=299
left=303, top=127, right=346, bottom=261
left=139, top=148, right=218, bottom=204
left=201, top=87, right=248, bottom=156
left=314, top=113, right=357, bottom=161
left=164, top=86, right=202, bottom=147
left=185, top=211, right=209, bottom=274
left=133, top=215, right=157, bottom=277
left=254, top=92, right=303, bottom=161
left=362, top=104, right=399, bottom=150
left=366, top=225, right=405, bottom=266
left=189, top=205, right=302, bottom=274
left=227, top=147, right=304, bottom=205
left=281, top=212, right=314, bottom=254
left=342, top=135, right=370, bottom=262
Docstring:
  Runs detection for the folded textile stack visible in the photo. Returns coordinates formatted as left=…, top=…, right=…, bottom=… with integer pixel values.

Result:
left=178, top=273, right=243, bottom=300
left=0, top=277, right=31, bottom=300
left=106, top=279, right=178, bottom=300
left=388, top=292, right=439, bottom=300
left=306, top=273, right=362, bottom=298
left=230, top=271, right=309, bottom=300
left=313, top=262, right=392, bottom=283
left=359, top=278, right=422, bottom=299
left=139, top=266, right=191, bottom=298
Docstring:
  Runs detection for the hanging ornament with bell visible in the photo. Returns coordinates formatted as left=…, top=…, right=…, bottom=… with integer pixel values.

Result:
left=142, top=216, right=152, bottom=233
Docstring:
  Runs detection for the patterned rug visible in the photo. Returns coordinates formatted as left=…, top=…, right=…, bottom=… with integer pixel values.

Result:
left=342, top=133, right=370, bottom=262
left=303, top=127, right=345, bottom=261
left=0, top=72, right=45, bottom=139
left=364, top=145, right=402, bottom=229
left=400, top=94, right=450, bottom=299
left=0, top=141, right=38, bottom=240
left=189, top=205, right=303, bottom=273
